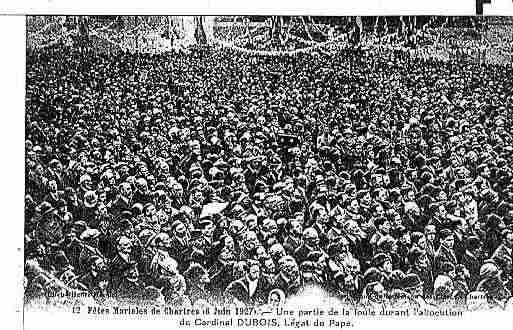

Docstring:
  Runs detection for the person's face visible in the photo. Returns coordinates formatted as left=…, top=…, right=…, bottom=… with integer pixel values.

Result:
left=505, top=233, right=513, bottom=249
left=282, top=261, right=299, bottom=280
left=438, top=205, right=447, bottom=218
left=118, top=238, right=132, bottom=254
left=390, top=240, right=398, bottom=254
left=343, top=274, right=356, bottom=290
left=248, top=264, right=260, bottom=281
left=145, top=205, right=156, bottom=217
left=202, top=223, right=215, bottom=238
left=350, top=200, right=359, bottom=212
left=173, top=185, right=183, bottom=198
left=224, top=236, right=234, bottom=251
left=415, top=253, right=428, bottom=269
left=380, top=220, right=391, bottom=234
left=482, top=166, right=490, bottom=178
left=382, top=175, right=390, bottom=187
left=382, top=260, right=393, bottom=273
left=291, top=221, right=303, bottom=236
left=334, top=216, right=345, bottom=229
left=317, top=209, right=329, bottom=224
left=442, top=235, right=455, bottom=249
left=305, top=231, right=320, bottom=247
left=375, top=205, right=384, bottom=218
left=123, top=225, right=134, bottom=237
left=58, top=205, right=67, bottom=214
left=438, top=191, right=447, bottom=202
left=346, top=262, right=359, bottom=275
left=401, top=232, right=411, bottom=245
left=127, top=267, right=139, bottom=282
left=121, top=184, right=132, bottom=198
left=263, top=220, right=278, bottom=237
left=93, top=259, right=107, bottom=272
left=256, top=246, right=267, bottom=259
left=362, top=193, right=371, bottom=205
left=417, top=236, right=427, bottom=250
left=406, top=190, right=415, bottom=201
left=49, top=180, right=57, bottom=192
left=393, top=214, right=402, bottom=227
left=160, top=234, right=171, bottom=249
left=252, top=159, right=262, bottom=169
left=98, top=191, right=107, bottom=203
left=264, top=259, right=276, bottom=274
left=200, top=272, right=210, bottom=284
left=371, top=283, right=385, bottom=303
left=245, top=232, right=259, bottom=251
left=175, top=224, right=187, bottom=238
left=269, top=293, right=281, bottom=306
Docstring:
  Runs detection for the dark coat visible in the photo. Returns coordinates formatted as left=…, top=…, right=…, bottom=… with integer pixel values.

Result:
left=272, top=273, right=304, bottom=297
left=492, top=244, right=513, bottom=277
left=433, top=245, right=457, bottom=277
left=283, top=236, right=302, bottom=256
left=108, top=253, right=135, bottom=293
left=293, top=243, right=316, bottom=265
left=224, top=275, right=272, bottom=306
left=461, top=250, right=481, bottom=290
left=169, top=236, right=191, bottom=272
left=109, top=196, right=132, bottom=218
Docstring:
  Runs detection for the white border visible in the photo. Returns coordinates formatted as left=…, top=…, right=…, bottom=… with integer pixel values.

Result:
left=0, top=0, right=481, bottom=15
left=0, top=15, right=25, bottom=330
left=3, top=2, right=513, bottom=329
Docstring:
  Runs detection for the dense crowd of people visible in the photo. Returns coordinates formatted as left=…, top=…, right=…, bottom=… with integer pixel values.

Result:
left=24, top=39, right=513, bottom=311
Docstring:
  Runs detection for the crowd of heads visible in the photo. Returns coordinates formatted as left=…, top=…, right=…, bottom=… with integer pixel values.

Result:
left=25, top=40, right=513, bottom=311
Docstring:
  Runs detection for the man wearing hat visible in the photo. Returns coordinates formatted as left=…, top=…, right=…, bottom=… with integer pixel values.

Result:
left=224, top=260, right=272, bottom=306
left=35, top=203, right=64, bottom=246
left=108, top=236, right=136, bottom=294
left=109, top=182, right=133, bottom=218
left=372, top=253, right=393, bottom=290
left=407, top=247, right=434, bottom=298
left=462, top=236, right=483, bottom=290
left=401, top=273, right=424, bottom=299
left=168, top=221, right=191, bottom=272
left=78, top=256, right=110, bottom=301
left=272, top=256, right=303, bottom=298
left=492, top=229, right=513, bottom=292
left=294, top=227, right=324, bottom=265
left=78, top=228, right=105, bottom=275
left=434, top=229, right=458, bottom=277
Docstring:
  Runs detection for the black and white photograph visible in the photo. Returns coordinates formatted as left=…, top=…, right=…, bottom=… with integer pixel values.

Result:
left=20, top=13, right=513, bottom=329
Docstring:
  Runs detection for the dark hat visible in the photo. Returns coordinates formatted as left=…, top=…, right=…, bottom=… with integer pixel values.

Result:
left=377, top=235, right=397, bottom=252
left=56, top=199, right=67, bottom=208
left=441, top=261, right=455, bottom=274
left=401, top=273, right=422, bottom=289
left=170, top=220, right=185, bottom=232
left=114, top=211, right=132, bottom=225
left=363, top=267, right=383, bottom=286
left=39, top=202, right=55, bottom=217
left=198, top=218, right=213, bottom=229
left=439, top=229, right=453, bottom=240
left=300, top=261, right=317, bottom=273
left=190, top=229, right=203, bottom=240
left=118, top=218, right=133, bottom=231
left=407, top=247, right=425, bottom=265
left=372, top=253, right=391, bottom=268
left=72, top=220, right=88, bottom=232
left=465, top=236, right=482, bottom=251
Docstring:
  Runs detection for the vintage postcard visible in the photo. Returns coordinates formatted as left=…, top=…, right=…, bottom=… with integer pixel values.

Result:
left=12, top=5, right=513, bottom=330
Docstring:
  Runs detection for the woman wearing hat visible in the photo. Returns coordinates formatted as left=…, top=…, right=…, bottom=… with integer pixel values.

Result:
left=476, top=262, right=511, bottom=309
